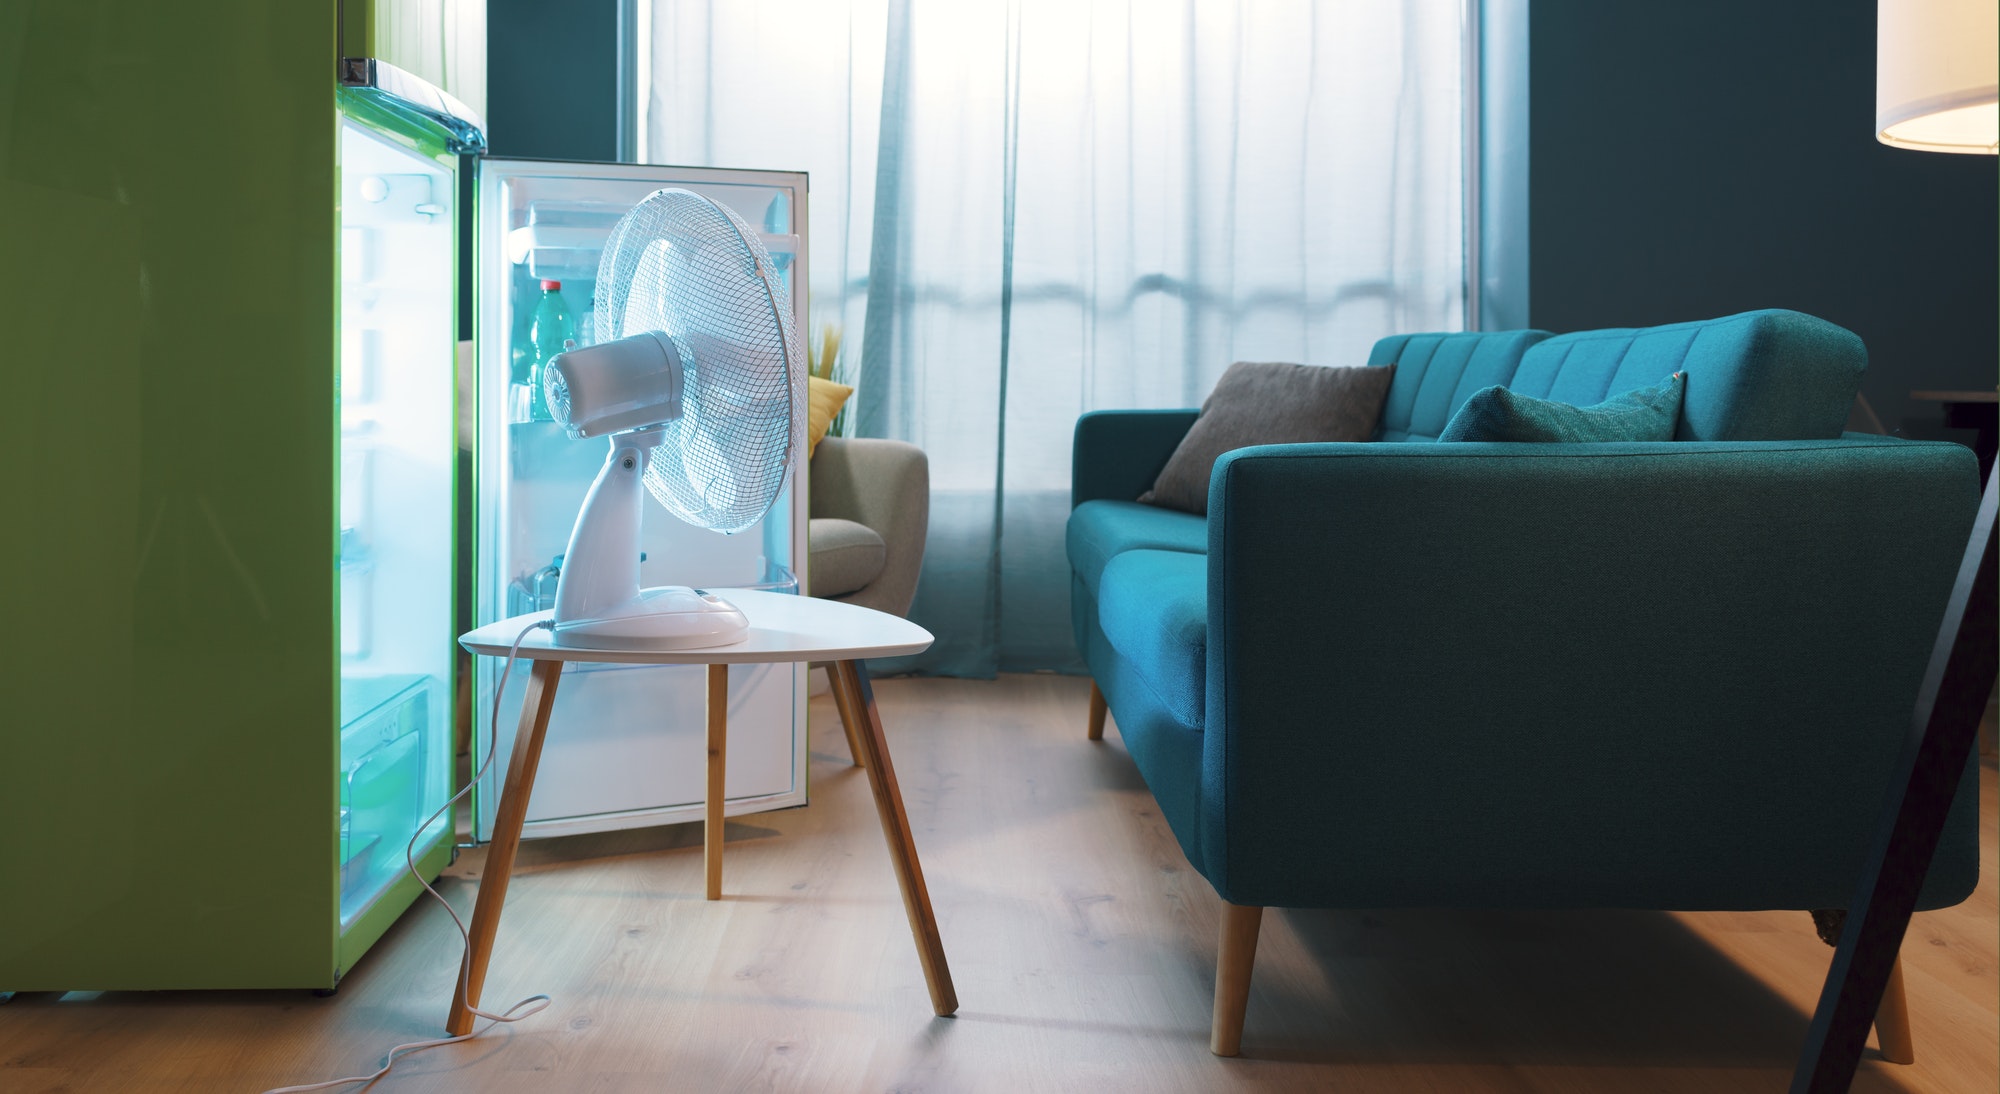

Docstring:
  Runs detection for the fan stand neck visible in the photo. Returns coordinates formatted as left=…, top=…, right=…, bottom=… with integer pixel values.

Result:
left=547, top=429, right=749, bottom=651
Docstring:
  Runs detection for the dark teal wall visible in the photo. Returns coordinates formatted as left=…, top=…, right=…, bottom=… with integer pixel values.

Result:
left=487, top=0, right=619, bottom=161
left=1529, top=0, right=1997, bottom=439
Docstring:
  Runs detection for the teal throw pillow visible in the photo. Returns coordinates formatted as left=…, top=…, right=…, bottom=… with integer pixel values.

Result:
left=1438, top=372, right=1686, bottom=443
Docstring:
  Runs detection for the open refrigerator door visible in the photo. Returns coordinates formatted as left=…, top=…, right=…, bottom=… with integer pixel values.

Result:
left=473, top=160, right=811, bottom=841
left=334, top=74, right=471, bottom=934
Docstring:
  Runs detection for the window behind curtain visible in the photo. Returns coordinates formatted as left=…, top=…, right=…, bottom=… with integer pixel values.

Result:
left=643, top=0, right=1470, bottom=676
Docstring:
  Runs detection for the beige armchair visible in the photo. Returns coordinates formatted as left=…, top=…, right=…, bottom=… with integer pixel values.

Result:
left=807, top=436, right=929, bottom=763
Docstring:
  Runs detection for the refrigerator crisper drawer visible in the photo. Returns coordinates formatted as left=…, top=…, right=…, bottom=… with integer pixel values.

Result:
left=474, top=158, right=811, bottom=841
left=338, top=674, right=438, bottom=924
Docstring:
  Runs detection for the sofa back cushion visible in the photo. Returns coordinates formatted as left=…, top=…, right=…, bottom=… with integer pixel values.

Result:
left=1369, top=309, right=1866, bottom=444
left=1509, top=309, right=1865, bottom=441
left=1368, top=329, right=1550, bottom=441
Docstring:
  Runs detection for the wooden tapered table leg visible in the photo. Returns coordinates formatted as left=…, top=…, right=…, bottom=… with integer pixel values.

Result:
left=447, top=658, right=563, bottom=1036
left=705, top=663, right=727, bottom=901
left=829, top=659, right=957, bottom=1016
left=827, top=664, right=867, bottom=766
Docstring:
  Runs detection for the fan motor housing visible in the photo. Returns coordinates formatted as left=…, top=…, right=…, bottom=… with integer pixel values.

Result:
left=544, top=331, right=686, bottom=438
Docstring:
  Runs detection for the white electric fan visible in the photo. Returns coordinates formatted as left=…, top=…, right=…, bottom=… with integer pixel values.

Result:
left=539, top=188, right=804, bottom=649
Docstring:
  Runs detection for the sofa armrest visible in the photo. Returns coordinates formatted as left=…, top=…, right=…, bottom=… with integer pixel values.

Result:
left=1072, top=409, right=1199, bottom=508
left=1196, top=437, right=1982, bottom=909
left=808, top=436, right=929, bottom=615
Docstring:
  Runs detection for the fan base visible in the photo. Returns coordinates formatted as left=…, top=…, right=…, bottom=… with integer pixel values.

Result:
left=550, top=586, right=750, bottom=650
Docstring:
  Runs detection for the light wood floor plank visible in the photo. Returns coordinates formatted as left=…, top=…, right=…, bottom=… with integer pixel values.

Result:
left=0, top=674, right=1992, bottom=1092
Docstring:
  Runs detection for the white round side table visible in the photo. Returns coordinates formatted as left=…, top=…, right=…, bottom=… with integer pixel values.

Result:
left=449, top=589, right=952, bottom=1034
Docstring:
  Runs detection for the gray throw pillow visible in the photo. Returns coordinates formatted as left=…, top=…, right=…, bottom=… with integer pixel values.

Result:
left=1437, top=372, right=1685, bottom=443
left=1138, top=361, right=1397, bottom=515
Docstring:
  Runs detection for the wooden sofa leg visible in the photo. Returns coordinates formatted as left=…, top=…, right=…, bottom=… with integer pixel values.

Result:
left=1875, top=956, right=1915, bottom=1065
left=1809, top=909, right=1914, bottom=1065
left=1087, top=681, right=1107, bottom=741
left=1210, top=902, right=1263, bottom=1057
left=827, top=664, right=866, bottom=767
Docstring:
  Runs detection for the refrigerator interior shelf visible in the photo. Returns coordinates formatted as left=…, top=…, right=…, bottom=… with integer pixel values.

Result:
left=506, top=224, right=800, bottom=269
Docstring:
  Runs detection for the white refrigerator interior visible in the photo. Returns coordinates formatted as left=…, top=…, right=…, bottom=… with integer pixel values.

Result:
left=475, top=160, right=810, bottom=840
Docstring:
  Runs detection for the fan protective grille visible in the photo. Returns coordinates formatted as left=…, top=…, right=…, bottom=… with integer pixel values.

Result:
left=594, top=188, right=803, bottom=535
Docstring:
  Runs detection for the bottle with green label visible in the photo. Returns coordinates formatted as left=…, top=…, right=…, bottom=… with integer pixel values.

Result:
left=526, top=279, right=574, bottom=421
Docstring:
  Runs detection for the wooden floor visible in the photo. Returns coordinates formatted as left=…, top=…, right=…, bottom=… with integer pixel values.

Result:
left=3, top=674, right=1995, bottom=1092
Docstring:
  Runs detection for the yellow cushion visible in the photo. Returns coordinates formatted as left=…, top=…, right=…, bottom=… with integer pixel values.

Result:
left=807, top=376, right=854, bottom=456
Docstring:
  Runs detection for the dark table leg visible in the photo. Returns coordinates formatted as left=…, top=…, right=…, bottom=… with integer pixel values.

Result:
left=1940, top=401, right=1997, bottom=480
left=1791, top=464, right=1997, bottom=1091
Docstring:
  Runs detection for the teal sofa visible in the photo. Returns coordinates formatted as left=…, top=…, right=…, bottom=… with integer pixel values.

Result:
left=1066, top=309, right=1983, bottom=1057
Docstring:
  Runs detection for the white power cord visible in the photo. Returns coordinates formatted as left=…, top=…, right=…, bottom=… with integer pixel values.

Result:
left=262, top=619, right=556, bottom=1094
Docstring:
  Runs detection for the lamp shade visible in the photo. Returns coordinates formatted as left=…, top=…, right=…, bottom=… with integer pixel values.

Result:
left=1877, top=0, right=1999, bottom=153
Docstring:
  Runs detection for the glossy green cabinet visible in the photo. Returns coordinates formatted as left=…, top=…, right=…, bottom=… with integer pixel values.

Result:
left=0, top=1, right=464, bottom=989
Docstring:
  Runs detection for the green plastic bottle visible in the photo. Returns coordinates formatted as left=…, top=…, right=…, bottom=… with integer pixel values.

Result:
left=527, top=279, right=574, bottom=421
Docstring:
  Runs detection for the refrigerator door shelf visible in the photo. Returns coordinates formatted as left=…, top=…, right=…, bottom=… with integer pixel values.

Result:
left=339, top=674, right=432, bottom=752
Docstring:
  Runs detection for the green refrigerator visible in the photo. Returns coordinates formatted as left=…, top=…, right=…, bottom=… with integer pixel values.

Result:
left=0, top=5, right=469, bottom=990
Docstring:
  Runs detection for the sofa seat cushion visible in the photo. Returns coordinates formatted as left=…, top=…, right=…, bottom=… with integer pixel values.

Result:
left=1097, top=549, right=1209, bottom=728
left=1067, top=500, right=1208, bottom=598
left=808, top=517, right=886, bottom=597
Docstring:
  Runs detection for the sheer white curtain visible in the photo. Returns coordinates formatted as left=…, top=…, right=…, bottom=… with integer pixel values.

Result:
left=644, top=0, right=1468, bottom=676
